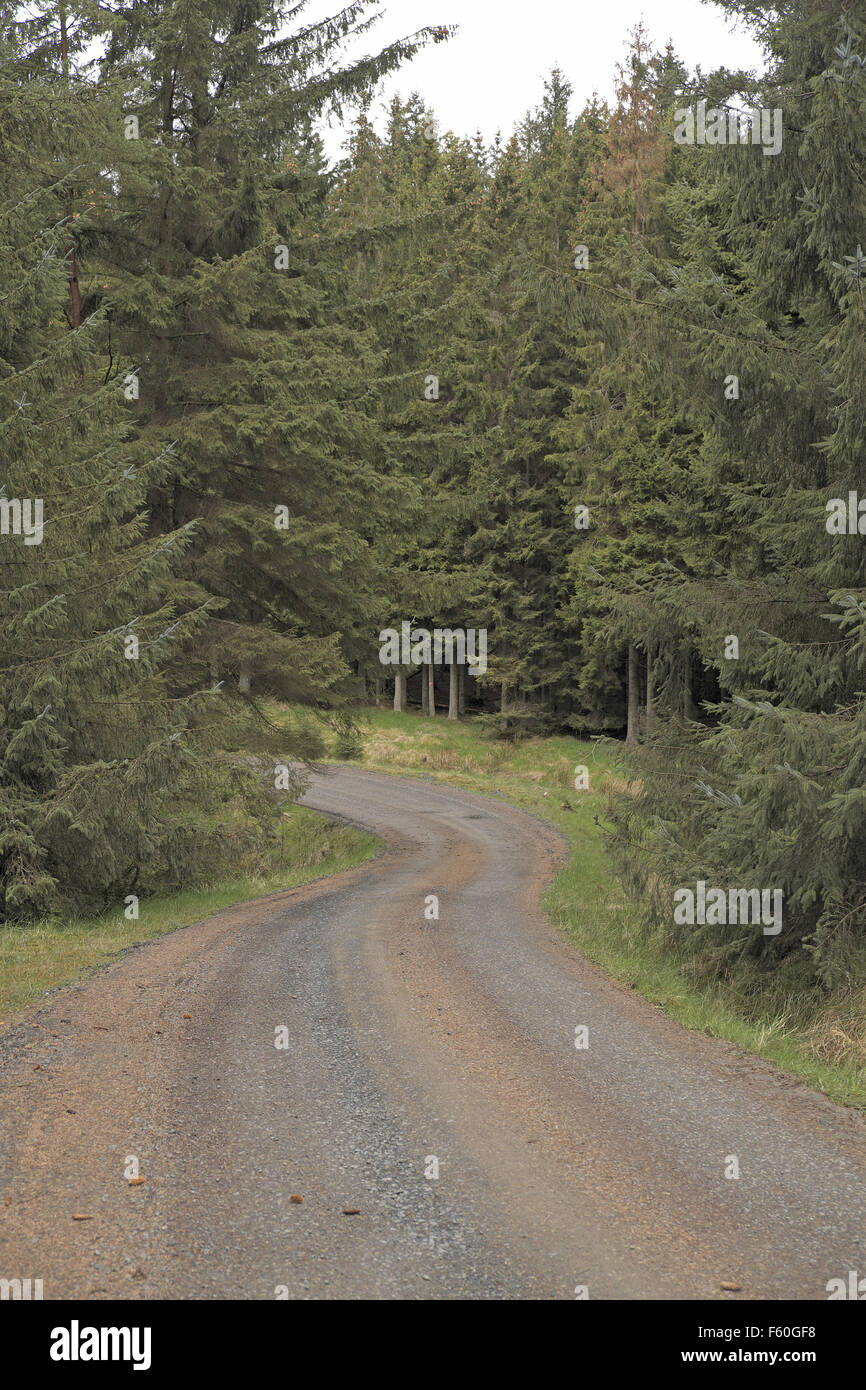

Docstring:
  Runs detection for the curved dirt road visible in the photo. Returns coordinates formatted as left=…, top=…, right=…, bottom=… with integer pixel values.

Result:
left=1, top=766, right=865, bottom=1300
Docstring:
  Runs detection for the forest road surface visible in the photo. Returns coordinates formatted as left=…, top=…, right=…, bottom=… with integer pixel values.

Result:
left=1, top=766, right=865, bottom=1300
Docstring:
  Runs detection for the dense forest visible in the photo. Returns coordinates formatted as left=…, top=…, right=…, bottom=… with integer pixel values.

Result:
left=2, top=0, right=865, bottom=1006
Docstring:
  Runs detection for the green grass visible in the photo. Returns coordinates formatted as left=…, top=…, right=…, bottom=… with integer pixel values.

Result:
left=0, top=804, right=379, bottom=1025
left=305, top=705, right=866, bottom=1109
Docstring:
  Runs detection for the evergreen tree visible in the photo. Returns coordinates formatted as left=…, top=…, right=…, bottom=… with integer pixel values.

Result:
left=0, top=8, right=212, bottom=918
left=94, top=0, right=453, bottom=706
left=607, top=4, right=866, bottom=990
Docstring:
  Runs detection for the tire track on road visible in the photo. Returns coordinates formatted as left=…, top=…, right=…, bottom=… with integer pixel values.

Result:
left=1, top=766, right=864, bottom=1299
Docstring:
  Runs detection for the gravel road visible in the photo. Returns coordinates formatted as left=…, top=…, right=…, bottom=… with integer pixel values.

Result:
left=1, top=766, right=864, bottom=1300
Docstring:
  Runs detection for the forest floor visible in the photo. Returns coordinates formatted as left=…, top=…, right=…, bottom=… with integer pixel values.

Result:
left=310, top=706, right=866, bottom=1110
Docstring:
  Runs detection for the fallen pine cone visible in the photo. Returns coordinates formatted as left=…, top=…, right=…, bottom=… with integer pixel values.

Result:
left=342, top=1208, right=361, bottom=1216
left=720, top=1281, right=742, bottom=1292
left=290, top=1195, right=304, bottom=1204
left=128, top=1177, right=146, bottom=1186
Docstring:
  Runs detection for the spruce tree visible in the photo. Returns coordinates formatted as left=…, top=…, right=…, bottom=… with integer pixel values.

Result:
left=606, top=4, right=866, bottom=991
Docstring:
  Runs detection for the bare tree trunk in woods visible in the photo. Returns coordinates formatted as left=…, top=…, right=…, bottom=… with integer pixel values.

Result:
left=626, top=645, right=640, bottom=747
left=448, top=662, right=459, bottom=720
left=646, top=648, right=656, bottom=728
left=156, top=56, right=175, bottom=276
left=421, top=667, right=429, bottom=713
left=684, top=662, right=698, bottom=722
left=427, top=662, right=436, bottom=717
left=59, top=6, right=82, bottom=329
left=393, top=671, right=406, bottom=713
left=458, top=666, right=465, bottom=716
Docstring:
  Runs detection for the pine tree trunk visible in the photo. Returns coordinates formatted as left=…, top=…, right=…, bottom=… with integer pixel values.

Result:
left=157, top=61, right=175, bottom=276
left=684, top=662, right=698, bottom=721
left=458, top=665, right=465, bottom=716
left=393, top=671, right=406, bottom=713
left=427, top=662, right=436, bottom=717
left=448, top=661, right=459, bottom=720
left=626, top=645, right=640, bottom=747
left=646, top=648, right=656, bottom=727
left=59, top=5, right=82, bottom=330
left=421, top=666, right=429, bottom=713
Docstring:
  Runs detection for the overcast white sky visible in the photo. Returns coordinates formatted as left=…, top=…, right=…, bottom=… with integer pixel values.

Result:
left=307, top=0, right=767, bottom=158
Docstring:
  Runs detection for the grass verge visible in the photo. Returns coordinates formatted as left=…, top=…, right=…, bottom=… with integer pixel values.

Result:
left=0, top=804, right=378, bottom=1025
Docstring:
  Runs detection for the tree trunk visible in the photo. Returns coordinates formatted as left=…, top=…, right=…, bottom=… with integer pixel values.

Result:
left=59, top=5, right=83, bottom=330
left=646, top=648, right=656, bottom=728
left=458, top=665, right=466, bottom=716
left=684, top=661, right=698, bottom=722
left=238, top=668, right=250, bottom=694
left=427, top=661, right=436, bottom=717
left=448, top=661, right=459, bottom=720
left=421, top=666, right=429, bottom=713
left=625, top=645, right=640, bottom=747
left=393, top=671, right=406, bottom=713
